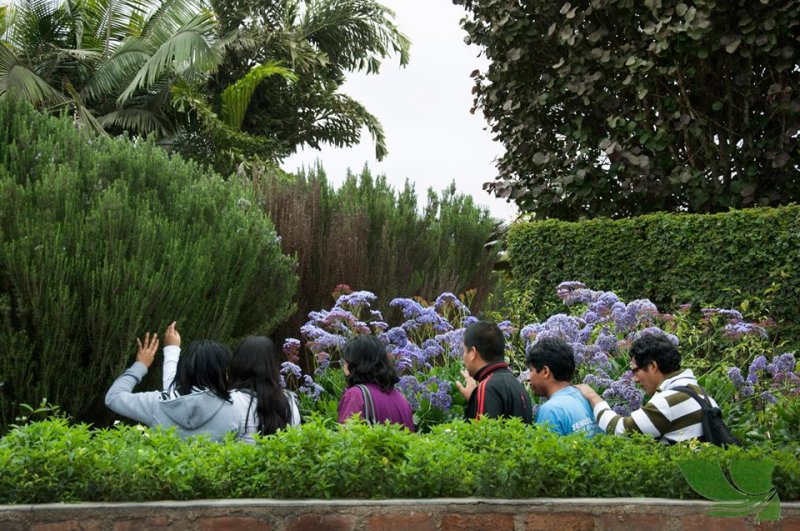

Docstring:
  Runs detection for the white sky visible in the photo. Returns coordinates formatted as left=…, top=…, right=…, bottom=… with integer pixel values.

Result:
left=281, top=0, right=519, bottom=222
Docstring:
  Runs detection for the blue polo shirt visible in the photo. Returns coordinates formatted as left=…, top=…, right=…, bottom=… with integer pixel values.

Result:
left=535, top=386, right=603, bottom=436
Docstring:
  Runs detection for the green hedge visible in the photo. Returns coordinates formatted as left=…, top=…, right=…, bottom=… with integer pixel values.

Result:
left=0, top=98, right=297, bottom=429
left=0, top=418, right=798, bottom=502
left=506, top=207, right=800, bottom=333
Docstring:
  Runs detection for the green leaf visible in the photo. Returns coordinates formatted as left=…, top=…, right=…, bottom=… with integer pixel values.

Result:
left=729, top=460, right=774, bottom=495
left=678, top=460, right=748, bottom=501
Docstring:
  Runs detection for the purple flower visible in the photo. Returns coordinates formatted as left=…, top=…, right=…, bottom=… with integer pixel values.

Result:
left=582, top=310, right=600, bottom=324
left=280, top=362, right=303, bottom=379
left=701, top=307, right=743, bottom=321
left=556, top=281, right=586, bottom=293
left=397, top=376, right=422, bottom=409
left=590, top=292, right=621, bottom=315
left=497, top=320, right=515, bottom=338
left=383, top=327, right=408, bottom=348
left=724, top=322, right=768, bottom=340
left=334, top=291, right=377, bottom=311
left=282, top=338, right=301, bottom=363
left=390, top=297, right=425, bottom=319
left=298, top=375, right=324, bottom=400
left=370, top=321, right=389, bottom=333
left=727, top=367, right=744, bottom=387
left=774, top=353, right=796, bottom=374
left=434, top=292, right=470, bottom=314
left=761, top=391, right=778, bottom=404
left=421, top=338, right=445, bottom=360
left=595, top=328, right=618, bottom=353
left=750, top=355, right=768, bottom=372
left=741, top=383, right=755, bottom=397
left=464, top=316, right=479, bottom=326
left=434, top=329, right=466, bottom=356
left=579, top=323, right=595, bottom=342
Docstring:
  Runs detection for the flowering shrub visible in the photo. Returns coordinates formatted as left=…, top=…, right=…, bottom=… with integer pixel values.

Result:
left=281, top=282, right=799, bottom=443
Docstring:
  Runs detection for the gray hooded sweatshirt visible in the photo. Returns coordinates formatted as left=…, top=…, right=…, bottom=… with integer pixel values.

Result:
left=105, top=361, right=240, bottom=441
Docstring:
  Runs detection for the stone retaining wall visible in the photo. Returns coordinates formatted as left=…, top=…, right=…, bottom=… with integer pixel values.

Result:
left=1, top=498, right=798, bottom=530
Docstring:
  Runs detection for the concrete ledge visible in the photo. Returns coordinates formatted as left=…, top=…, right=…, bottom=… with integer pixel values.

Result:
left=1, top=498, right=798, bottom=530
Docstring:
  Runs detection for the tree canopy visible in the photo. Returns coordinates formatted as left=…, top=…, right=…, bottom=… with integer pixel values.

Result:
left=454, top=0, right=800, bottom=219
left=0, top=0, right=410, bottom=175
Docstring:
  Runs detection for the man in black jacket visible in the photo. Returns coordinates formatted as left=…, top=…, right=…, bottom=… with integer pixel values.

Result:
left=456, top=321, right=532, bottom=423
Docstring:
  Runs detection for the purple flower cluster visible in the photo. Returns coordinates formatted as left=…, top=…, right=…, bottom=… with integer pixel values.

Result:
left=600, top=372, right=644, bottom=415
left=283, top=338, right=301, bottom=363
left=298, top=375, right=325, bottom=400
left=334, top=290, right=377, bottom=312
left=728, top=352, right=799, bottom=401
left=396, top=375, right=452, bottom=412
left=723, top=322, right=768, bottom=340
left=434, top=292, right=470, bottom=316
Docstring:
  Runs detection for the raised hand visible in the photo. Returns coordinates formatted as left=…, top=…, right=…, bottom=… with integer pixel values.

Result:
left=164, top=321, right=181, bottom=347
left=455, top=369, right=478, bottom=400
left=135, top=332, right=160, bottom=368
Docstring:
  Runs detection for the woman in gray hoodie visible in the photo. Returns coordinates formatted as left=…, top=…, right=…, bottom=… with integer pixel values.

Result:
left=105, top=324, right=241, bottom=441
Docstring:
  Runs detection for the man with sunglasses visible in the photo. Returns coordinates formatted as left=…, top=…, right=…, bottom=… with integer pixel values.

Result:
left=575, top=333, right=717, bottom=443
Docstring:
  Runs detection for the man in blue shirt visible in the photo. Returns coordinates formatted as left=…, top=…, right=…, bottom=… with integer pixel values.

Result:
left=526, top=338, right=602, bottom=436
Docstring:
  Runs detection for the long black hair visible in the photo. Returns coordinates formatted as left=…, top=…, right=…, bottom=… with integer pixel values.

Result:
left=171, top=340, right=231, bottom=401
left=343, top=335, right=399, bottom=392
left=228, top=336, right=291, bottom=436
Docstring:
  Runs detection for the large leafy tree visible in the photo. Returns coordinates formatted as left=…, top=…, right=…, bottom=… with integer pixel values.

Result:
left=454, top=0, right=800, bottom=219
left=1, top=0, right=409, bottom=175
left=195, top=0, right=411, bottom=163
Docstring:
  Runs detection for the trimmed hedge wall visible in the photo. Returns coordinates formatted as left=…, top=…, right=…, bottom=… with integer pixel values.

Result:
left=507, top=207, right=800, bottom=333
left=0, top=418, right=798, bottom=503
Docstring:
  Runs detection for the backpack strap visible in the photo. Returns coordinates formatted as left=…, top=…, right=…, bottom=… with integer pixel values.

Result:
left=674, top=385, right=712, bottom=409
left=357, top=384, right=377, bottom=425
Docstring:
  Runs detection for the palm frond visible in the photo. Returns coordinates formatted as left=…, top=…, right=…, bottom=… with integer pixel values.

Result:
left=221, top=62, right=296, bottom=130
left=298, top=0, right=410, bottom=74
left=82, top=36, right=150, bottom=101
left=141, top=0, right=208, bottom=39
left=98, top=107, right=172, bottom=136
left=64, top=80, right=107, bottom=134
left=0, top=44, right=66, bottom=106
left=118, top=12, right=222, bottom=104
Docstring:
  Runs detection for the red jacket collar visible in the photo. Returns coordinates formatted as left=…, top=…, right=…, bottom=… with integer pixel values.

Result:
left=474, top=362, right=509, bottom=382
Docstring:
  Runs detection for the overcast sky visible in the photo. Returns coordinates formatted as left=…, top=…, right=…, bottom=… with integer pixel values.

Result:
left=281, top=0, right=519, bottom=222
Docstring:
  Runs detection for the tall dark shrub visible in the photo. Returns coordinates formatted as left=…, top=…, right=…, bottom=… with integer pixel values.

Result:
left=0, top=98, right=298, bottom=429
left=252, top=165, right=499, bottom=335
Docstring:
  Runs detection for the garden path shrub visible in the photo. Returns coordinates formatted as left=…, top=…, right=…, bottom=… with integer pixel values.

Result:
left=0, top=98, right=297, bottom=430
left=0, top=418, right=797, bottom=503
left=506, top=208, right=800, bottom=339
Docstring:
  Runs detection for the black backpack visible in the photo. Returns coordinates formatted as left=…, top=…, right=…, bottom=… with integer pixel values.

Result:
left=674, top=385, right=740, bottom=447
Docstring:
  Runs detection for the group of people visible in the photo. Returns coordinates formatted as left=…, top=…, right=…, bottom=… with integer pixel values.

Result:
left=106, top=320, right=719, bottom=444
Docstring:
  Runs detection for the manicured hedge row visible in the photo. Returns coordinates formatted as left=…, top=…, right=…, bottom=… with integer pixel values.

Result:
left=1, top=419, right=797, bottom=503
left=506, top=207, right=800, bottom=332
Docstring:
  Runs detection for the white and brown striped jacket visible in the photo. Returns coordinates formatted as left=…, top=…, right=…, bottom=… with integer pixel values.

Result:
left=592, top=369, right=716, bottom=443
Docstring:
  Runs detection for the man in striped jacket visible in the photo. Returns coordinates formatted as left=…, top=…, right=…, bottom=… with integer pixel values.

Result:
left=575, top=333, right=715, bottom=443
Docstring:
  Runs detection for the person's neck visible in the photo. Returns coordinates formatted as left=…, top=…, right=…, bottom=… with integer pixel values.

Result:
left=545, top=380, right=571, bottom=399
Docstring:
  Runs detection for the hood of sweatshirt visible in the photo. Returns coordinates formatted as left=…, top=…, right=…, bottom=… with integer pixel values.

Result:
left=158, top=390, right=227, bottom=430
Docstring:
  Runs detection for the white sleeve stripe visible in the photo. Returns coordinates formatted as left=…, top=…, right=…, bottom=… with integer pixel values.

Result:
left=631, top=408, right=661, bottom=436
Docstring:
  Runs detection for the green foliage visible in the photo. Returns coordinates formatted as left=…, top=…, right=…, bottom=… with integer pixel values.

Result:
left=255, top=164, right=500, bottom=336
left=0, top=97, right=297, bottom=430
left=177, top=0, right=411, bottom=170
left=454, top=0, right=800, bottom=218
left=505, top=206, right=800, bottom=339
left=0, top=418, right=797, bottom=502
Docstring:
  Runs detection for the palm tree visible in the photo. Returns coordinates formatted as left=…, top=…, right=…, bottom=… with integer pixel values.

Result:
left=0, top=0, right=231, bottom=136
left=201, top=0, right=411, bottom=162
